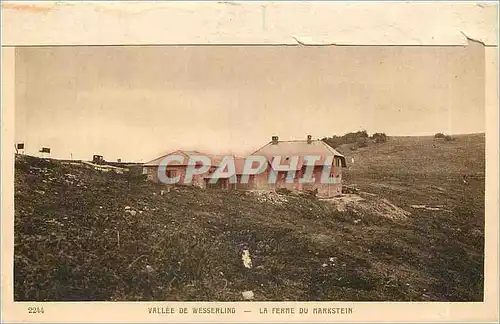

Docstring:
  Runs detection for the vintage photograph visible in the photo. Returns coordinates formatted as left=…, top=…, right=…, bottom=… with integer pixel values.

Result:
left=13, top=42, right=485, bottom=302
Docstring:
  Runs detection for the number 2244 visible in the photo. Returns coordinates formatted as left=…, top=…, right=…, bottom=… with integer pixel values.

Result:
left=28, top=306, right=44, bottom=314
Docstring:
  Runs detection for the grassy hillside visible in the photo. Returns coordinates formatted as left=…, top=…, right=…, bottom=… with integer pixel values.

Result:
left=13, top=134, right=485, bottom=302
left=339, top=134, right=485, bottom=210
left=339, top=133, right=485, bottom=177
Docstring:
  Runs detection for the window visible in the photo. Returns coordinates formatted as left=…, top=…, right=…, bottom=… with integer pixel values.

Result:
left=166, top=170, right=178, bottom=178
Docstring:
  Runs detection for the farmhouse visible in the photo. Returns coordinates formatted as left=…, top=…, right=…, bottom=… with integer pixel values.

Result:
left=203, top=157, right=256, bottom=190
left=143, top=135, right=346, bottom=197
left=143, top=150, right=218, bottom=187
left=144, top=152, right=260, bottom=190
left=251, top=135, right=347, bottom=197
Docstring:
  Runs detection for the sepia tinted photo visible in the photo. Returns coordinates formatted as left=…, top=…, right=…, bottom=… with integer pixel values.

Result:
left=14, top=42, right=485, bottom=302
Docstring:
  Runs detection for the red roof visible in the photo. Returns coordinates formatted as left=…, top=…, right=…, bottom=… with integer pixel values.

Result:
left=204, top=156, right=248, bottom=178
left=143, top=150, right=219, bottom=167
left=251, top=139, right=346, bottom=169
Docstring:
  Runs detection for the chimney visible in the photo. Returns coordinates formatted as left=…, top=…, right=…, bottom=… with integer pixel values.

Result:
left=307, top=134, right=312, bottom=144
left=271, top=136, right=279, bottom=145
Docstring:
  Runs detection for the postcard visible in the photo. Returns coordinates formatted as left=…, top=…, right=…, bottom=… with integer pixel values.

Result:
left=1, top=1, right=498, bottom=323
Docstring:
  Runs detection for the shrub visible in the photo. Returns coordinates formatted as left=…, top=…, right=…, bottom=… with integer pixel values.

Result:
left=372, top=132, right=387, bottom=143
left=357, top=137, right=368, bottom=148
left=343, top=130, right=369, bottom=144
left=435, top=133, right=446, bottom=139
left=444, top=135, right=454, bottom=141
left=322, top=130, right=369, bottom=149
left=321, top=136, right=344, bottom=149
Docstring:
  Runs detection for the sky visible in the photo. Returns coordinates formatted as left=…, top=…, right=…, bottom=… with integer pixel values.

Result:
left=15, top=43, right=485, bottom=162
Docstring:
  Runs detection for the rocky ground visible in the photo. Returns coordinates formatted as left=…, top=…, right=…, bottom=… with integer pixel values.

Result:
left=14, top=135, right=484, bottom=301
